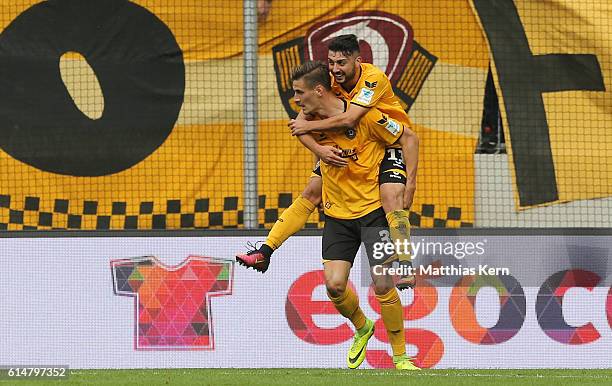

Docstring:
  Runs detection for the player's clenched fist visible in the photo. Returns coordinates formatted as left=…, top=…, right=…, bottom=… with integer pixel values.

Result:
left=288, top=119, right=314, bottom=136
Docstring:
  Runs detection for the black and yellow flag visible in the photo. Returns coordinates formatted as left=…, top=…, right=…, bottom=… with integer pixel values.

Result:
left=0, top=0, right=247, bottom=230
left=0, top=0, right=489, bottom=230
left=470, top=0, right=611, bottom=209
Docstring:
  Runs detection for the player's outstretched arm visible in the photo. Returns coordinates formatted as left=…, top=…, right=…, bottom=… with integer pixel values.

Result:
left=289, top=104, right=369, bottom=135
left=398, top=126, right=419, bottom=210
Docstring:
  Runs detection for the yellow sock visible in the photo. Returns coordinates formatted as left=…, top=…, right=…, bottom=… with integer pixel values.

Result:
left=376, top=288, right=406, bottom=356
left=327, top=287, right=366, bottom=331
left=385, top=210, right=412, bottom=264
left=265, top=195, right=315, bottom=250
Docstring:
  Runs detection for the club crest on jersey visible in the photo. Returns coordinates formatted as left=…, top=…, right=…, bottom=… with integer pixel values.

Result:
left=345, top=128, right=356, bottom=139
left=272, top=11, right=438, bottom=118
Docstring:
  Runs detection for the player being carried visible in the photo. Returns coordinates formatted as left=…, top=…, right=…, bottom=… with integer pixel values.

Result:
left=237, top=34, right=418, bottom=290
left=266, top=61, right=419, bottom=369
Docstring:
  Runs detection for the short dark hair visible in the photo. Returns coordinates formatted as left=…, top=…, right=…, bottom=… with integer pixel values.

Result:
left=327, top=34, right=360, bottom=56
left=291, top=60, right=331, bottom=90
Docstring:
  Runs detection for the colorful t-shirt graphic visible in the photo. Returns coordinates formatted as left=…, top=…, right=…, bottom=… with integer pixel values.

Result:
left=111, top=255, right=233, bottom=349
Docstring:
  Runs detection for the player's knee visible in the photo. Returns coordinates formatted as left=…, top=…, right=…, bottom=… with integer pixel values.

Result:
left=380, top=183, right=404, bottom=213
left=302, top=181, right=322, bottom=206
left=325, top=280, right=347, bottom=298
left=372, top=277, right=394, bottom=295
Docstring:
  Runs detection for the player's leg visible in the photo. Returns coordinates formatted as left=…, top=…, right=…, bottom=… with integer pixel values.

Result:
left=379, top=147, right=416, bottom=290
left=236, top=167, right=322, bottom=273
left=369, top=265, right=418, bottom=370
left=266, top=174, right=321, bottom=249
left=322, top=216, right=373, bottom=369
left=324, top=260, right=363, bottom=326
left=363, top=209, right=420, bottom=370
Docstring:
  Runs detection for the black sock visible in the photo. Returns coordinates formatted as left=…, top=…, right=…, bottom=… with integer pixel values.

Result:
left=260, top=244, right=274, bottom=259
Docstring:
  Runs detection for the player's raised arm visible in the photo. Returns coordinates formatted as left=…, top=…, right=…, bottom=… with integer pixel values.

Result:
left=366, top=108, right=419, bottom=210
left=289, top=104, right=368, bottom=135
left=290, top=34, right=399, bottom=137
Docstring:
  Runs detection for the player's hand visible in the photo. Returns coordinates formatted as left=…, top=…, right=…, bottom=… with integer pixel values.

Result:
left=316, top=146, right=347, bottom=167
left=289, top=119, right=314, bottom=136
left=316, top=201, right=324, bottom=213
left=403, top=181, right=416, bottom=209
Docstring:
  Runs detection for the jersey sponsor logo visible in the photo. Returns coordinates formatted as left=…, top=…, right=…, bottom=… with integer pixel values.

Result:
left=356, top=88, right=374, bottom=105
left=272, top=11, right=437, bottom=118
left=338, top=147, right=358, bottom=160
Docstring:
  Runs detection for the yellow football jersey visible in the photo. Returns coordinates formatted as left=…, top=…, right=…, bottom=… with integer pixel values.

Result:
left=331, top=62, right=411, bottom=129
left=317, top=103, right=404, bottom=220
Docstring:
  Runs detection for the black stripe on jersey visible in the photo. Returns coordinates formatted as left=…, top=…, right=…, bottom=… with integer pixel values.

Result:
left=350, top=101, right=369, bottom=108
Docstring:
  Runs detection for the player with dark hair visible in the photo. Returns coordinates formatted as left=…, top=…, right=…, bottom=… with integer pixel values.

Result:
left=238, top=35, right=418, bottom=291
left=279, top=60, right=419, bottom=370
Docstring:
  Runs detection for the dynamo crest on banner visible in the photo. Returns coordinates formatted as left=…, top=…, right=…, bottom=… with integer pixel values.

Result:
left=272, top=11, right=438, bottom=118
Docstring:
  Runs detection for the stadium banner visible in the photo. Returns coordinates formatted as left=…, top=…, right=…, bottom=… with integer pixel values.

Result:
left=0, top=0, right=488, bottom=231
left=469, top=0, right=612, bottom=209
left=1, top=233, right=610, bottom=369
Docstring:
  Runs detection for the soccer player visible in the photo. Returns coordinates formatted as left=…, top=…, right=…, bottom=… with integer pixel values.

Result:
left=238, top=35, right=418, bottom=290
left=281, top=61, right=419, bottom=370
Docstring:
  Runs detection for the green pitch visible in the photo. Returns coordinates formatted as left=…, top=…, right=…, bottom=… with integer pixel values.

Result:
left=12, top=369, right=611, bottom=385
